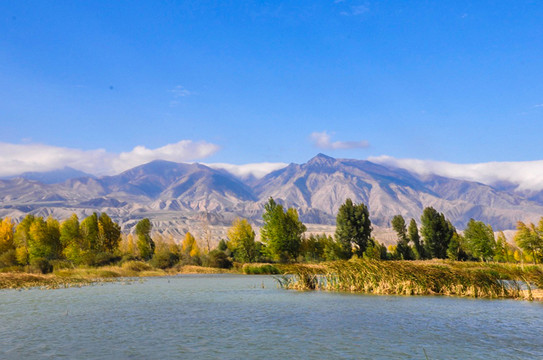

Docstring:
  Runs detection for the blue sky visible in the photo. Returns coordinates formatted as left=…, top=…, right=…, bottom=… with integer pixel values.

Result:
left=1, top=1, right=543, bottom=182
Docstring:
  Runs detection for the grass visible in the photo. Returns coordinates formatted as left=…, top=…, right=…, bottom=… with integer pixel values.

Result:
left=173, top=265, right=234, bottom=274
left=0, top=272, right=109, bottom=290
left=277, top=259, right=543, bottom=301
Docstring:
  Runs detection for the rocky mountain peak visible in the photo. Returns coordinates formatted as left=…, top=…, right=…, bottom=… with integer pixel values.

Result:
left=305, top=153, right=338, bottom=169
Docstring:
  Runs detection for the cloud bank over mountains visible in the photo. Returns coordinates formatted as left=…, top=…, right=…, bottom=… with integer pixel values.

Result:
left=371, top=156, right=543, bottom=192
left=206, top=162, right=288, bottom=180
left=0, top=140, right=285, bottom=180
left=0, top=141, right=219, bottom=177
left=3, top=140, right=543, bottom=192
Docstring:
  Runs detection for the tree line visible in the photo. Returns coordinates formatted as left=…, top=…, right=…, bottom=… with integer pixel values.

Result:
left=238, top=197, right=543, bottom=264
left=0, top=197, right=542, bottom=273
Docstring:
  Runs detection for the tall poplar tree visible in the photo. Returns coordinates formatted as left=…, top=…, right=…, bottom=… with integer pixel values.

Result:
left=391, top=215, right=413, bottom=260
left=135, top=218, right=155, bottom=260
left=408, top=218, right=424, bottom=259
left=420, top=207, right=455, bottom=259
left=335, top=198, right=372, bottom=258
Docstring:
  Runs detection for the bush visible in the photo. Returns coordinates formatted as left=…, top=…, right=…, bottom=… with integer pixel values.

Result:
left=122, top=260, right=152, bottom=272
left=203, top=250, right=233, bottom=269
left=242, top=263, right=280, bottom=275
left=29, top=257, right=53, bottom=274
left=0, top=249, right=18, bottom=268
left=150, top=251, right=179, bottom=269
left=120, top=254, right=137, bottom=264
left=80, top=252, right=121, bottom=267
left=179, top=254, right=201, bottom=266
left=93, top=252, right=121, bottom=267
left=49, top=260, right=73, bottom=271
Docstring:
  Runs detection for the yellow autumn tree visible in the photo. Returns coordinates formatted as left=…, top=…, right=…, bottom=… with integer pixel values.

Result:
left=0, top=217, right=15, bottom=254
left=119, top=234, right=136, bottom=256
left=182, top=232, right=200, bottom=258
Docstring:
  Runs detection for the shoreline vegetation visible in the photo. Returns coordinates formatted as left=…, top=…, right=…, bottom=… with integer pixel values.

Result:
left=1, top=260, right=542, bottom=301
left=0, top=262, right=280, bottom=290
left=277, top=260, right=543, bottom=301
left=1, top=197, right=542, bottom=300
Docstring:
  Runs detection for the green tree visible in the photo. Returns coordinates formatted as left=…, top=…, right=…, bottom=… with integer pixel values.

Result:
left=391, top=215, right=413, bottom=260
left=14, top=214, right=35, bottom=264
left=420, top=207, right=455, bottom=259
left=494, top=231, right=514, bottom=263
left=514, top=221, right=543, bottom=264
left=60, top=214, right=81, bottom=247
left=260, top=198, right=306, bottom=262
left=98, top=212, right=121, bottom=253
left=463, top=219, right=496, bottom=262
left=363, top=241, right=386, bottom=260
left=80, top=213, right=99, bottom=251
left=446, top=233, right=469, bottom=261
left=135, top=218, right=155, bottom=260
left=28, top=216, right=61, bottom=261
left=217, top=239, right=228, bottom=252
left=408, top=219, right=424, bottom=259
left=335, top=198, right=372, bottom=258
left=322, top=235, right=343, bottom=261
left=227, top=218, right=257, bottom=263
left=60, top=214, right=83, bottom=263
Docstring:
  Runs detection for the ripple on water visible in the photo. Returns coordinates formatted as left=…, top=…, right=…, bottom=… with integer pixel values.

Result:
left=0, top=274, right=542, bottom=360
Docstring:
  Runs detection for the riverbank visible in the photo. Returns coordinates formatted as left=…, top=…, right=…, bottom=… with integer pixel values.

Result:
left=0, top=262, right=280, bottom=289
left=2, top=260, right=542, bottom=301
left=0, top=266, right=217, bottom=290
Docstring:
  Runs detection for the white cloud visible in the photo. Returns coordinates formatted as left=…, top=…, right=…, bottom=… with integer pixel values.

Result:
left=310, top=131, right=370, bottom=150
left=171, top=85, right=192, bottom=98
left=0, top=140, right=219, bottom=177
left=370, top=155, right=543, bottom=192
left=115, top=141, right=220, bottom=172
left=339, top=4, right=369, bottom=16
left=351, top=5, right=369, bottom=15
left=169, top=85, right=193, bottom=107
left=206, top=162, right=288, bottom=179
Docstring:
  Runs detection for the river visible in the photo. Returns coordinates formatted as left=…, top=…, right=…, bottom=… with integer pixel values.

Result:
left=1, top=274, right=542, bottom=359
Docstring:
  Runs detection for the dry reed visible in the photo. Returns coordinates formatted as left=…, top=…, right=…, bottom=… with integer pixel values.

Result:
left=278, top=260, right=543, bottom=301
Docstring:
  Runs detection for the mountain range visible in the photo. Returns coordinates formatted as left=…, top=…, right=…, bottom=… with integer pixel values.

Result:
left=1, top=154, right=543, bottom=234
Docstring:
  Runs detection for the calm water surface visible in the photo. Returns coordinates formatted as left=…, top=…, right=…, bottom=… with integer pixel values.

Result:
left=1, top=274, right=542, bottom=359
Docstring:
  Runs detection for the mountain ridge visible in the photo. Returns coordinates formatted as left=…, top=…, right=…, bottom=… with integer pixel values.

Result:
left=1, top=154, right=542, bottom=232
